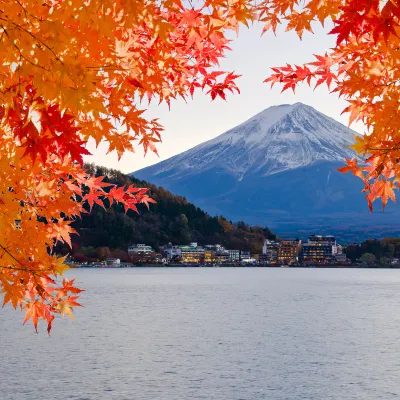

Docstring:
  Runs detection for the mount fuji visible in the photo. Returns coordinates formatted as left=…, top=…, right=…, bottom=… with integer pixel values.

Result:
left=133, top=103, right=400, bottom=241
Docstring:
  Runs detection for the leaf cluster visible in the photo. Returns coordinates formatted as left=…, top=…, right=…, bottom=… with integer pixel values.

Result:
left=0, top=0, right=256, bottom=332
left=261, top=0, right=400, bottom=212
left=2, top=0, right=398, bottom=332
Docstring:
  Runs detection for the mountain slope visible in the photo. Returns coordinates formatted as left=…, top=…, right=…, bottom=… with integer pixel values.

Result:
left=66, top=164, right=277, bottom=256
left=133, top=103, right=400, bottom=241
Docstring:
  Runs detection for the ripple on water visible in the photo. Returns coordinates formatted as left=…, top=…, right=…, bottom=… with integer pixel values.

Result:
left=2, top=268, right=400, bottom=400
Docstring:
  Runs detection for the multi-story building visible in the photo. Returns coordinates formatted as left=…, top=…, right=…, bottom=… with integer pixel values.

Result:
left=240, top=251, right=251, bottom=261
left=204, top=251, right=230, bottom=264
left=278, top=239, right=302, bottom=264
left=163, top=243, right=182, bottom=261
left=332, top=243, right=343, bottom=256
left=332, top=243, right=346, bottom=263
left=215, top=252, right=230, bottom=263
left=309, top=235, right=336, bottom=246
left=227, top=249, right=240, bottom=262
left=204, top=245, right=231, bottom=264
left=180, top=243, right=205, bottom=264
left=130, top=252, right=156, bottom=263
left=301, top=235, right=336, bottom=264
left=128, top=244, right=153, bottom=256
left=262, top=240, right=279, bottom=264
left=204, top=250, right=217, bottom=264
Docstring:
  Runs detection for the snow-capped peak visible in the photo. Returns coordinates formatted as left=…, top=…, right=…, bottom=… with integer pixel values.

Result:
left=135, top=102, right=359, bottom=179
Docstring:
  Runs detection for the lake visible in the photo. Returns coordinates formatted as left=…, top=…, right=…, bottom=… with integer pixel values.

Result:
left=2, top=267, right=400, bottom=400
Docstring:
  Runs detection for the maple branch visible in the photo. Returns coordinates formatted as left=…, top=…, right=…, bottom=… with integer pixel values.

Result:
left=0, top=243, right=27, bottom=269
left=0, top=244, right=53, bottom=301
left=0, top=265, right=42, bottom=272
left=362, top=115, right=400, bottom=178
left=0, top=17, right=63, bottom=65
left=86, top=64, right=114, bottom=69
left=0, top=240, right=49, bottom=276
left=15, top=0, right=43, bottom=23
left=0, top=23, right=48, bottom=72
left=367, top=146, right=400, bottom=152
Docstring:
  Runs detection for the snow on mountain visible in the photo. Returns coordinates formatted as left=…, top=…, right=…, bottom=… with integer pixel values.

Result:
left=133, top=103, right=400, bottom=241
left=145, top=102, right=359, bottom=181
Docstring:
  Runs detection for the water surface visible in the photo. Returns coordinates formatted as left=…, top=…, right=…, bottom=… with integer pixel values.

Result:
left=1, top=267, right=400, bottom=400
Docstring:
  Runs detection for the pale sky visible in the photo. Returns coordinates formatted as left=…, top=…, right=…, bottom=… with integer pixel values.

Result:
left=86, top=22, right=363, bottom=174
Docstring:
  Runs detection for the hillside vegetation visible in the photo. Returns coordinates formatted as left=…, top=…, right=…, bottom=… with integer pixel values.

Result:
left=64, top=164, right=277, bottom=258
left=345, top=238, right=400, bottom=264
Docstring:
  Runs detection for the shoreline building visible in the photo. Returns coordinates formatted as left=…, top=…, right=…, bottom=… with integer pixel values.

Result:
left=261, top=240, right=280, bottom=264
left=180, top=242, right=205, bottom=264
left=204, top=245, right=230, bottom=264
left=278, top=239, right=302, bottom=265
left=128, top=244, right=156, bottom=263
left=332, top=243, right=346, bottom=263
left=163, top=243, right=182, bottom=261
left=163, top=243, right=243, bottom=264
left=128, top=244, right=154, bottom=256
left=301, top=235, right=336, bottom=264
left=240, top=251, right=251, bottom=261
left=227, top=249, right=240, bottom=263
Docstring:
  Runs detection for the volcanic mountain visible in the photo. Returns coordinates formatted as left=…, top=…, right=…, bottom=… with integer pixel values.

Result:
left=133, top=103, right=400, bottom=241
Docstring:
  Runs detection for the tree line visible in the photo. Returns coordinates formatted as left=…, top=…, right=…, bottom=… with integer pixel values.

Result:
left=58, top=164, right=278, bottom=261
left=345, top=238, right=400, bottom=265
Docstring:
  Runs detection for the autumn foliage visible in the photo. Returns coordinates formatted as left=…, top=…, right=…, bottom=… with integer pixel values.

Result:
left=0, top=0, right=248, bottom=332
left=0, top=0, right=397, bottom=332
left=261, top=0, right=400, bottom=212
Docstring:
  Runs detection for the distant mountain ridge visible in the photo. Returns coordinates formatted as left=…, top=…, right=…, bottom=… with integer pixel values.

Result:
left=133, top=103, right=400, bottom=241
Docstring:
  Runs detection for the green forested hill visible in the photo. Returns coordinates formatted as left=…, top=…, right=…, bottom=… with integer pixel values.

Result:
left=66, top=164, right=277, bottom=257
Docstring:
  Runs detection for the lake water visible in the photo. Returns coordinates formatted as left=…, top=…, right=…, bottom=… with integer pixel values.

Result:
left=2, top=268, right=400, bottom=400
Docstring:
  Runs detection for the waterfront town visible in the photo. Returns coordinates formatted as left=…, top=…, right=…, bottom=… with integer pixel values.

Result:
left=71, top=235, right=400, bottom=267
left=125, top=235, right=347, bottom=266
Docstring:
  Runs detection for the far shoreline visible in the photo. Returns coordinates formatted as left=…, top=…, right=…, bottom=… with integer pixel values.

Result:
left=69, top=264, right=400, bottom=270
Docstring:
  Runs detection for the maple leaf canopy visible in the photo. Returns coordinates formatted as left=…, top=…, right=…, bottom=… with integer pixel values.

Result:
left=0, top=0, right=397, bottom=332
